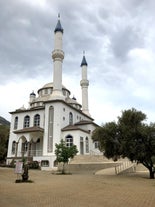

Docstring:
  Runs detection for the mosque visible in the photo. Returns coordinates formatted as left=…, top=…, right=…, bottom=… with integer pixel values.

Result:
left=6, top=16, right=99, bottom=170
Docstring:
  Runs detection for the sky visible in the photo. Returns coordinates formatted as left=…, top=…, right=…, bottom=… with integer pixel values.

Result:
left=1, top=0, right=155, bottom=125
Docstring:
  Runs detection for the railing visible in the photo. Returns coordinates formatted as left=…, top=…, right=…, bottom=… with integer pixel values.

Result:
left=115, top=160, right=136, bottom=175
left=19, top=150, right=43, bottom=157
left=29, top=150, right=43, bottom=156
left=89, top=150, right=103, bottom=155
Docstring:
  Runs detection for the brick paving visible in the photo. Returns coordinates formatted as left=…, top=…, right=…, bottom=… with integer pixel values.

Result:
left=0, top=167, right=155, bottom=207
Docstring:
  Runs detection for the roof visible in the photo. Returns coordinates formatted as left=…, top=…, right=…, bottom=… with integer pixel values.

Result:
left=61, top=125, right=90, bottom=134
left=44, top=99, right=94, bottom=120
left=13, top=126, right=44, bottom=134
left=54, top=19, right=63, bottom=33
left=10, top=106, right=45, bottom=114
left=75, top=120, right=99, bottom=127
left=66, top=97, right=81, bottom=107
left=30, top=91, right=36, bottom=96
left=81, top=55, right=88, bottom=67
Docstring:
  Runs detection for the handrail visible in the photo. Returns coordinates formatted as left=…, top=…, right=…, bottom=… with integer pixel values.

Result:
left=115, top=160, right=136, bottom=175
left=19, top=150, right=43, bottom=157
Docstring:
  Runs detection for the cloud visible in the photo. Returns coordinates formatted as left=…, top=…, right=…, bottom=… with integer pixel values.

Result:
left=1, top=0, right=155, bottom=125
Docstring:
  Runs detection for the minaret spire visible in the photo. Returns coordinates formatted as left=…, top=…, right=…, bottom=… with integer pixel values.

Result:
left=80, top=52, right=90, bottom=116
left=81, top=51, right=88, bottom=67
left=51, top=15, right=64, bottom=99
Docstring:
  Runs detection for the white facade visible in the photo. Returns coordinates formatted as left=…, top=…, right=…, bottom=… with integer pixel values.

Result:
left=7, top=17, right=98, bottom=170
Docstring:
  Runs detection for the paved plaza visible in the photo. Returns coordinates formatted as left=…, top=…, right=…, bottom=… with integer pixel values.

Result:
left=0, top=167, right=155, bottom=207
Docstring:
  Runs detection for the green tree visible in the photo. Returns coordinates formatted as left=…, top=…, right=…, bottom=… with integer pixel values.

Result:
left=0, top=125, right=9, bottom=162
left=55, top=139, right=78, bottom=174
left=92, top=108, right=155, bottom=179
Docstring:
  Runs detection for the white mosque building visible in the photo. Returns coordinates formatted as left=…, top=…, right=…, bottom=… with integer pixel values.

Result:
left=7, top=16, right=98, bottom=170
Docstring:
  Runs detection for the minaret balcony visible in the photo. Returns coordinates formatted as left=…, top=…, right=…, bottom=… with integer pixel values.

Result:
left=80, top=79, right=89, bottom=87
left=52, top=49, right=64, bottom=60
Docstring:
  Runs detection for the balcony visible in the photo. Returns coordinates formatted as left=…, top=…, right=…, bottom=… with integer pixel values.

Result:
left=20, top=150, right=43, bottom=157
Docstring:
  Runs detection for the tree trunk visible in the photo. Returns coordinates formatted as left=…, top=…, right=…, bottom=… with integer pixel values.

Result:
left=149, top=169, right=154, bottom=179
left=62, top=163, right=65, bottom=174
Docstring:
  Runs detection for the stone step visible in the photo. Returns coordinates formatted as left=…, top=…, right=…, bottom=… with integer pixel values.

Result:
left=66, top=162, right=120, bottom=174
left=67, top=155, right=131, bottom=174
left=70, top=155, right=129, bottom=164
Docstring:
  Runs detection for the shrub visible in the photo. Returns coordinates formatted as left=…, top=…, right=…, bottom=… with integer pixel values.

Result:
left=28, top=161, right=40, bottom=169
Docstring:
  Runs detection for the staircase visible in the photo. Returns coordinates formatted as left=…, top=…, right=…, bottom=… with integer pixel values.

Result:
left=114, top=160, right=136, bottom=175
left=69, top=155, right=110, bottom=164
left=66, top=155, right=125, bottom=174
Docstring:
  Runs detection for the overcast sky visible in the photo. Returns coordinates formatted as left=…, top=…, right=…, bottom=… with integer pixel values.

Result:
left=1, top=0, right=155, bottom=125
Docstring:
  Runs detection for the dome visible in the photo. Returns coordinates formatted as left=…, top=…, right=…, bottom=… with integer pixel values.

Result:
left=66, top=97, right=82, bottom=110
left=30, top=91, right=36, bottom=96
left=38, top=82, right=70, bottom=94
left=39, top=82, right=68, bottom=90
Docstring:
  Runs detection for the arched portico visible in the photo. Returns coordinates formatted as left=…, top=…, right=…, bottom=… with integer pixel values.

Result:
left=13, top=127, right=44, bottom=161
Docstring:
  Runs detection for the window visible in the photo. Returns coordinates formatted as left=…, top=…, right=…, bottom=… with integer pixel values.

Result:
left=44, top=88, right=48, bottom=94
left=14, top=116, right=18, bottom=129
left=94, top=141, right=99, bottom=149
left=22, top=141, right=28, bottom=153
left=66, top=135, right=73, bottom=147
left=69, top=112, right=73, bottom=125
left=34, top=114, right=40, bottom=127
left=85, top=137, right=89, bottom=153
left=12, top=141, right=16, bottom=154
left=41, top=160, right=49, bottom=167
left=48, top=106, right=54, bottom=152
left=24, top=115, right=30, bottom=128
left=62, top=89, right=66, bottom=96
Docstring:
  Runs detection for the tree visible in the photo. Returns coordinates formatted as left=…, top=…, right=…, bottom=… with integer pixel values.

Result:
left=55, top=139, right=78, bottom=174
left=0, top=125, right=9, bottom=162
left=92, top=108, right=155, bottom=179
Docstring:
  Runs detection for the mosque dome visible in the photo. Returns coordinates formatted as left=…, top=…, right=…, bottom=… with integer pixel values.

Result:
left=38, top=82, right=70, bottom=96
left=66, top=97, right=82, bottom=110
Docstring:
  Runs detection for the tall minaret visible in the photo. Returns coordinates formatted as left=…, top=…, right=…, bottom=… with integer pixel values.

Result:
left=80, top=52, right=90, bottom=116
left=51, top=14, right=64, bottom=99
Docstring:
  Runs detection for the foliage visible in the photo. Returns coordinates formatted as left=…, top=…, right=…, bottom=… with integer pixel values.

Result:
left=0, top=116, right=10, bottom=126
left=55, top=139, right=78, bottom=174
left=28, top=161, right=40, bottom=169
left=92, top=108, right=155, bottom=179
left=0, top=125, right=9, bottom=162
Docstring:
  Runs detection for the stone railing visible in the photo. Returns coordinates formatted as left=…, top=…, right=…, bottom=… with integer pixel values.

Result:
left=115, top=160, right=136, bottom=175
left=20, top=150, right=43, bottom=157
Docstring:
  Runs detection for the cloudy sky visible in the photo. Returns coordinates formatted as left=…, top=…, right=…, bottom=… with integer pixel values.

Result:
left=1, top=0, right=155, bottom=125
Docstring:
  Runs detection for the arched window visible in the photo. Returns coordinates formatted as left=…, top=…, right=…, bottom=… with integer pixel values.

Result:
left=24, top=115, right=30, bottom=128
left=12, top=141, right=16, bottom=154
left=34, top=114, right=40, bottom=127
left=65, top=135, right=73, bottom=147
left=69, top=112, right=73, bottom=125
left=22, top=140, right=28, bottom=153
left=85, top=137, right=89, bottom=153
left=48, top=106, right=54, bottom=152
left=14, top=116, right=18, bottom=129
left=41, top=160, right=49, bottom=167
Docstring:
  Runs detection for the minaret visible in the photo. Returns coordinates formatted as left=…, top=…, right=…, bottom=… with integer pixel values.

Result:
left=29, top=91, right=36, bottom=107
left=51, top=14, right=64, bottom=99
left=80, top=52, right=90, bottom=116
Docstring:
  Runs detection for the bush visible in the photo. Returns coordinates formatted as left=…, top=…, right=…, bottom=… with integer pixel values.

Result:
left=28, top=161, right=40, bottom=169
